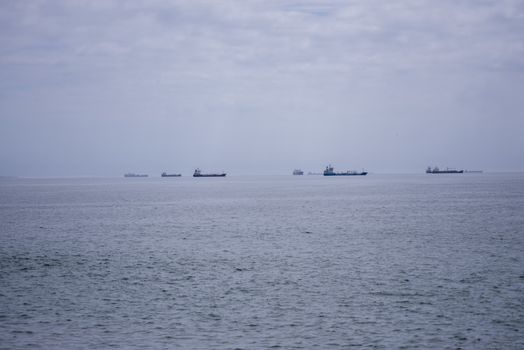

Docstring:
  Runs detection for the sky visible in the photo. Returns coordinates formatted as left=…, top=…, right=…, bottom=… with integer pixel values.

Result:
left=1, top=0, right=523, bottom=176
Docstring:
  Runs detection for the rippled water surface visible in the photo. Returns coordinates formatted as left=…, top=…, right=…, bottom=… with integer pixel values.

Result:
left=1, top=174, right=524, bottom=349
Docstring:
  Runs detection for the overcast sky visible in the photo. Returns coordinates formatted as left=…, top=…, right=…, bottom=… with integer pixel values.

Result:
left=1, top=0, right=523, bottom=176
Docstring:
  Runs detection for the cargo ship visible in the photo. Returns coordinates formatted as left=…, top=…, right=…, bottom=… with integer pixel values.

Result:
left=193, top=169, right=226, bottom=177
left=323, top=165, right=367, bottom=176
left=124, top=173, right=148, bottom=177
left=293, top=169, right=304, bottom=175
left=161, top=172, right=181, bottom=177
left=426, top=166, right=463, bottom=174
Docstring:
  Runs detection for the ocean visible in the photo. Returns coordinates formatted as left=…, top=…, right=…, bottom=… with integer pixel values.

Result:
left=1, top=174, right=523, bottom=349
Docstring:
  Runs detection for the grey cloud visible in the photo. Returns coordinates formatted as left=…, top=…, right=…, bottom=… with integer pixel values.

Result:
left=1, top=0, right=523, bottom=176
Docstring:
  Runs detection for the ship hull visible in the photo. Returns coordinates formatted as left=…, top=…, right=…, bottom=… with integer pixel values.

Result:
left=193, top=174, right=226, bottom=177
left=324, top=172, right=367, bottom=176
left=426, top=170, right=463, bottom=174
left=161, top=174, right=181, bottom=177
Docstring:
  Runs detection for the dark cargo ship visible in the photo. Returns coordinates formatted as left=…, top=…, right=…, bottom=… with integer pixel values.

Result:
left=193, top=169, right=226, bottom=177
left=426, top=166, right=463, bottom=174
left=323, top=165, right=367, bottom=176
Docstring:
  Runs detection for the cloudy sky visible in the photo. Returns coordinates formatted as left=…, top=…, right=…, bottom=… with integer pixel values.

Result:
left=1, top=0, right=523, bottom=176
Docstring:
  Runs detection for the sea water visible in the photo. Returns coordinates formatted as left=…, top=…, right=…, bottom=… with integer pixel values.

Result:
left=1, top=174, right=523, bottom=349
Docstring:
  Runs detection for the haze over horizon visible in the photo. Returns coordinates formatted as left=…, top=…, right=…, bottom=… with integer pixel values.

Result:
left=1, top=1, right=523, bottom=177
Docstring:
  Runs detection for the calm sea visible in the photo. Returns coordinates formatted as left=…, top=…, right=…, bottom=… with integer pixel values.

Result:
left=1, top=174, right=523, bottom=349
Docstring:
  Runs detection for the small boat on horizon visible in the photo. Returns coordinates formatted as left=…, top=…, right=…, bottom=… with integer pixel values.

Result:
left=323, top=165, right=367, bottom=176
left=124, top=173, right=148, bottom=178
left=426, top=166, right=463, bottom=174
left=193, top=169, right=226, bottom=177
left=161, top=172, right=181, bottom=177
left=293, top=169, right=304, bottom=175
